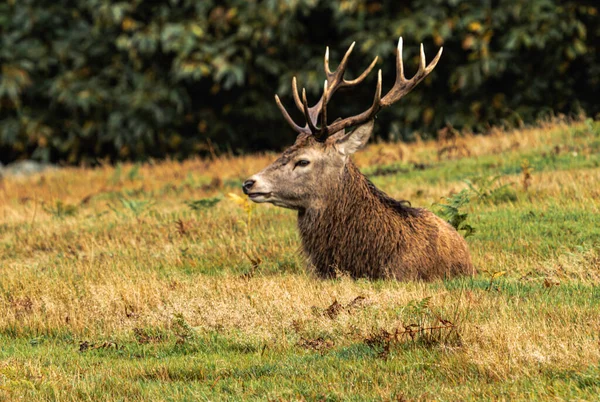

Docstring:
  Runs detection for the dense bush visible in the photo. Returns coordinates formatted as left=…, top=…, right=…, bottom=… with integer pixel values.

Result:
left=1, top=0, right=598, bottom=163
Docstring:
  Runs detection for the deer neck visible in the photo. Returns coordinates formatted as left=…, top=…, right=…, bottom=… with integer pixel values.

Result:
left=296, top=160, right=421, bottom=277
left=298, top=160, right=412, bottom=235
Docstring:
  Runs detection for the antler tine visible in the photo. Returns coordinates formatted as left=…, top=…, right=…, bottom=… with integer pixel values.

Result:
left=318, top=79, right=329, bottom=138
left=344, top=55, right=379, bottom=85
left=326, top=41, right=378, bottom=88
left=331, top=41, right=356, bottom=81
left=275, top=94, right=309, bottom=134
left=396, top=37, right=405, bottom=81
left=291, top=77, right=304, bottom=112
left=375, top=69, right=382, bottom=104
left=380, top=40, right=443, bottom=108
left=419, top=43, right=426, bottom=73
left=366, top=69, right=383, bottom=117
left=326, top=69, right=382, bottom=135
left=301, top=88, right=319, bottom=134
left=426, top=46, right=444, bottom=74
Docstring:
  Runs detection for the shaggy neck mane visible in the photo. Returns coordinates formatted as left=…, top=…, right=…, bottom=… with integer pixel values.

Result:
left=297, top=160, right=422, bottom=278
left=304, top=160, right=420, bottom=218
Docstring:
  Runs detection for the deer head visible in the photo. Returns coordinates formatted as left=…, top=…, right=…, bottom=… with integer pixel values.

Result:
left=243, top=38, right=443, bottom=211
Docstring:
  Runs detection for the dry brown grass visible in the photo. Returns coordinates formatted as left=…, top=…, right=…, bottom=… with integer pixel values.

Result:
left=1, top=118, right=599, bottom=400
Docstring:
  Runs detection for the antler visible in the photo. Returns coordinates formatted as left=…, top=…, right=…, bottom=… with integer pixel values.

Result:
left=275, top=37, right=443, bottom=142
left=275, top=41, right=378, bottom=141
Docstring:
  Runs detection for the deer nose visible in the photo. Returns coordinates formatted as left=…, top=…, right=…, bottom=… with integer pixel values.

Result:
left=242, top=179, right=256, bottom=194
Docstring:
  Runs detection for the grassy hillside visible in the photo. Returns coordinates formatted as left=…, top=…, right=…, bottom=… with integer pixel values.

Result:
left=1, top=118, right=599, bottom=400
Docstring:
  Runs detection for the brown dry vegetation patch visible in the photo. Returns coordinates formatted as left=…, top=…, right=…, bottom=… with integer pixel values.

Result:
left=0, top=119, right=599, bottom=399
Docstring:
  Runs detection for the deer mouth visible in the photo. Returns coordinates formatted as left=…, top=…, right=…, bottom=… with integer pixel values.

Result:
left=248, top=192, right=271, bottom=199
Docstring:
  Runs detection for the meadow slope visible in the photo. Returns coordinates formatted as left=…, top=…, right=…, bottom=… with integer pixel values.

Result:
left=1, top=119, right=599, bottom=400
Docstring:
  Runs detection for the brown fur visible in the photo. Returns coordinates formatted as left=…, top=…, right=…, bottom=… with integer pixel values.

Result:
left=244, top=124, right=474, bottom=281
left=245, top=37, right=466, bottom=279
left=297, top=161, right=474, bottom=280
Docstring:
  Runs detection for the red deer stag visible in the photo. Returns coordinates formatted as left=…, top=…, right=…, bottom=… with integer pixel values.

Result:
left=243, top=38, right=474, bottom=280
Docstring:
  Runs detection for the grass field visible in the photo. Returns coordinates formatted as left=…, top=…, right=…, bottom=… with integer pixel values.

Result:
left=1, top=118, right=600, bottom=401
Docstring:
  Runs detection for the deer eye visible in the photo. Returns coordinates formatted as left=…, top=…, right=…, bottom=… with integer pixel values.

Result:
left=295, top=160, right=310, bottom=168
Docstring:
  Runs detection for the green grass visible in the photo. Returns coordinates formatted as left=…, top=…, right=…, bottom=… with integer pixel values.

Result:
left=2, top=308, right=599, bottom=401
left=1, top=120, right=600, bottom=400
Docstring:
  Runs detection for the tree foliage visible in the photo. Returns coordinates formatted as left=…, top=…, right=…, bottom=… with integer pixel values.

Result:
left=1, top=0, right=598, bottom=163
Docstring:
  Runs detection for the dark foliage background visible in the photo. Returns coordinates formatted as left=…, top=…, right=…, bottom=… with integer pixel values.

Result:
left=1, top=0, right=598, bottom=164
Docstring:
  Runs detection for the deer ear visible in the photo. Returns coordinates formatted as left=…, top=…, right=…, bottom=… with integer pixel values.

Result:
left=335, top=120, right=374, bottom=155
